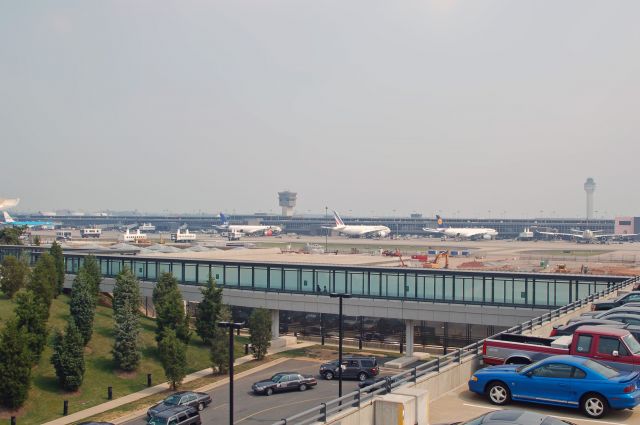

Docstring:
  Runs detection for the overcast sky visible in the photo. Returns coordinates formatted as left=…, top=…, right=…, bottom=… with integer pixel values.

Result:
left=1, top=1, right=638, bottom=218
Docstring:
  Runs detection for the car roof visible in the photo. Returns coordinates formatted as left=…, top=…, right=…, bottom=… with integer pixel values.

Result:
left=153, top=405, right=196, bottom=417
left=576, top=325, right=630, bottom=337
left=480, top=410, right=554, bottom=424
left=562, top=319, right=622, bottom=327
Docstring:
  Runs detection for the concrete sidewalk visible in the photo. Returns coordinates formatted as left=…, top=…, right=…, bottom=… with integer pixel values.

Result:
left=42, top=341, right=315, bottom=425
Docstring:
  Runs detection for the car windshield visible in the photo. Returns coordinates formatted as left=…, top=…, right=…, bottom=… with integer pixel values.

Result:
left=623, top=334, right=640, bottom=354
left=271, top=373, right=285, bottom=382
left=583, top=359, right=620, bottom=378
left=163, top=395, right=181, bottom=405
left=148, top=418, right=168, bottom=425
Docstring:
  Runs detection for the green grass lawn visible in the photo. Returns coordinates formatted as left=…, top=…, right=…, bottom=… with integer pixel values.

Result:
left=0, top=293, right=245, bottom=425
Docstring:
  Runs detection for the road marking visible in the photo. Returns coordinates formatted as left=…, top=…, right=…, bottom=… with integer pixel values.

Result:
left=461, top=403, right=628, bottom=425
left=234, top=395, right=330, bottom=424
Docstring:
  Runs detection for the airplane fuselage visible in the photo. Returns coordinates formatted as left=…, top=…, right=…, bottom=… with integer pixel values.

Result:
left=333, top=225, right=391, bottom=238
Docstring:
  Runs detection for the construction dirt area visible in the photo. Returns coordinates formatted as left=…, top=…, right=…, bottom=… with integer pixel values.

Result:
left=34, top=231, right=640, bottom=276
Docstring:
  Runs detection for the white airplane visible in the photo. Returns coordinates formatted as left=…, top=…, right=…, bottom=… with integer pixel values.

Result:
left=214, top=213, right=282, bottom=236
left=536, top=228, right=637, bottom=243
left=2, top=211, right=55, bottom=229
left=323, top=210, right=391, bottom=238
left=0, top=198, right=19, bottom=210
left=423, top=215, right=498, bottom=240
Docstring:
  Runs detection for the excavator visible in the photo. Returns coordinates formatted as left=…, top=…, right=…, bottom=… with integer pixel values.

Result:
left=421, top=250, right=449, bottom=269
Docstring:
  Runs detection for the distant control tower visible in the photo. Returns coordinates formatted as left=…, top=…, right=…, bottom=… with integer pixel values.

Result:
left=278, top=191, right=297, bottom=217
left=584, top=178, right=596, bottom=220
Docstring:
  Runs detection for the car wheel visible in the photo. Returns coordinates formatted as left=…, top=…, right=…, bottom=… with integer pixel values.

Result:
left=325, top=371, right=334, bottom=380
left=582, top=393, right=608, bottom=419
left=299, top=383, right=307, bottom=391
left=198, top=402, right=204, bottom=411
left=487, top=382, right=511, bottom=406
left=358, top=372, right=367, bottom=381
left=266, top=388, right=273, bottom=396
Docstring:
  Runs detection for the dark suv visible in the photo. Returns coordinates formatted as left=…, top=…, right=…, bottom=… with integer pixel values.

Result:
left=147, top=406, right=201, bottom=425
left=319, top=356, right=379, bottom=381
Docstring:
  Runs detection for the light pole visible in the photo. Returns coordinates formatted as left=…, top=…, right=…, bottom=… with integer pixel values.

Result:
left=329, top=292, right=351, bottom=398
left=325, top=206, right=328, bottom=253
left=218, top=321, right=244, bottom=425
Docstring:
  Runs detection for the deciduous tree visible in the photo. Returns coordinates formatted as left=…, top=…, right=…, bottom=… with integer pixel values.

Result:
left=0, top=255, right=30, bottom=298
left=248, top=308, right=272, bottom=360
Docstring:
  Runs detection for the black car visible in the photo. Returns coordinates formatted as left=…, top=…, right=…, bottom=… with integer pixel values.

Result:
left=436, top=409, right=575, bottom=425
left=147, top=391, right=212, bottom=418
left=591, top=291, right=640, bottom=311
left=252, top=372, right=317, bottom=396
left=148, top=406, right=201, bottom=425
left=319, top=356, right=379, bottom=381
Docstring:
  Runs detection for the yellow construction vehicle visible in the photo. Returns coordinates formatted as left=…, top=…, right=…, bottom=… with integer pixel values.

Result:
left=421, top=250, right=449, bottom=269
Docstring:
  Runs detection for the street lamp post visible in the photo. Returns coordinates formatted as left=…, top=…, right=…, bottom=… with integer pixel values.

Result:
left=325, top=206, right=328, bottom=253
left=329, top=293, right=351, bottom=399
left=218, top=321, right=244, bottom=425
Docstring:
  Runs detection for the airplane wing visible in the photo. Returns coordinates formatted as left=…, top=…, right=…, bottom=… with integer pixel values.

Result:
left=594, top=233, right=638, bottom=239
left=536, top=231, right=584, bottom=239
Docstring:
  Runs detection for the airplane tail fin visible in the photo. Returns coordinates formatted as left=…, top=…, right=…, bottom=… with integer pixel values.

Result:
left=333, top=210, right=345, bottom=227
left=436, top=215, right=444, bottom=227
left=219, top=213, right=228, bottom=225
left=3, top=211, right=14, bottom=223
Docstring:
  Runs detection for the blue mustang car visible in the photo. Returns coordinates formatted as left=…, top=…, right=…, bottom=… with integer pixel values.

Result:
left=468, top=355, right=640, bottom=418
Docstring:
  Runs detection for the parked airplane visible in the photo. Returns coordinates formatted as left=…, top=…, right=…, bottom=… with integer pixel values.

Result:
left=423, top=215, right=498, bottom=240
left=536, top=228, right=637, bottom=243
left=214, top=213, right=282, bottom=236
left=323, top=210, right=391, bottom=238
left=2, top=211, right=54, bottom=229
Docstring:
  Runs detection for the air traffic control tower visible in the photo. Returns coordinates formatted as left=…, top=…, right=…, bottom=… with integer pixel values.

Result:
left=584, top=177, right=596, bottom=220
left=278, top=191, right=297, bottom=217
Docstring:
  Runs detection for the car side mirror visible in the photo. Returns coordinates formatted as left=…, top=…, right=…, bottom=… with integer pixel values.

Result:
left=524, top=371, right=533, bottom=377
left=612, top=350, right=619, bottom=357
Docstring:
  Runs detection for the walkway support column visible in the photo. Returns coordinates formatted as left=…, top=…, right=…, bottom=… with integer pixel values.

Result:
left=271, top=309, right=279, bottom=339
left=405, top=320, right=415, bottom=357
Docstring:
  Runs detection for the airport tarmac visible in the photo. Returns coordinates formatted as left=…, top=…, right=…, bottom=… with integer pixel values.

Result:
left=28, top=230, right=640, bottom=275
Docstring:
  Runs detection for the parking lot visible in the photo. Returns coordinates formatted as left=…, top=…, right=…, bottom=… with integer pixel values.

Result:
left=123, top=358, right=386, bottom=425
left=430, top=385, right=637, bottom=425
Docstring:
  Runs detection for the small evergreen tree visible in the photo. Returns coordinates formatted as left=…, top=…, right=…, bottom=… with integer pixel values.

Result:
left=49, top=241, right=65, bottom=297
left=0, top=255, right=30, bottom=298
left=248, top=308, right=272, bottom=360
left=15, top=290, right=49, bottom=364
left=51, top=320, right=85, bottom=391
left=82, top=255, right=102, bottom=297
left=196, top=276, right=224, bottom=344
left=70, top=270, right=97, bottom=346
left=113, top=299, right=141, bottom=371
left=158, top=329, right=187, bottom=390
left=153, top=272, right=191, bottom=344
left=210, top=305, right=231, bottom=373
left=0, top=318, right=32, bottom=409
left=26, top=253, right=57, bottom=310
left=112, top=268, right=141, bottom=371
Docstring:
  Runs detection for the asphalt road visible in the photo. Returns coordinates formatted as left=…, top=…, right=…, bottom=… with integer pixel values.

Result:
left=123, top=358, right=369, bottom=425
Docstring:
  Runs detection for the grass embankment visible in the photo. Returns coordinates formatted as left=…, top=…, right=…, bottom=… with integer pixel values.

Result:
left=0, top=293, right=247, bottom=425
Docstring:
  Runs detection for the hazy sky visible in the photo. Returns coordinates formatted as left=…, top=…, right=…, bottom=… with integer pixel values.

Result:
left=2, top=1, right=639, bottom=218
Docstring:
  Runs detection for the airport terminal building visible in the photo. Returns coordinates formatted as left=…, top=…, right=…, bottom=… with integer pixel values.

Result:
left=20, top=213, right=640, bottom=239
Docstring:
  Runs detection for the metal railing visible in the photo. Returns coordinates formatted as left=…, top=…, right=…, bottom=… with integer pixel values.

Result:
left=272, top=275, right=640, bottom=425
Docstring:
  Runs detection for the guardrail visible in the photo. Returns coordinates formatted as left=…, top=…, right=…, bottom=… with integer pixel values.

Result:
left=272, top=275, right=640, bottom=425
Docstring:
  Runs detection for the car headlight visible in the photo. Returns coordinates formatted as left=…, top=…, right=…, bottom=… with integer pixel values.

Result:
left=470, top=376, right=478, bottom=382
